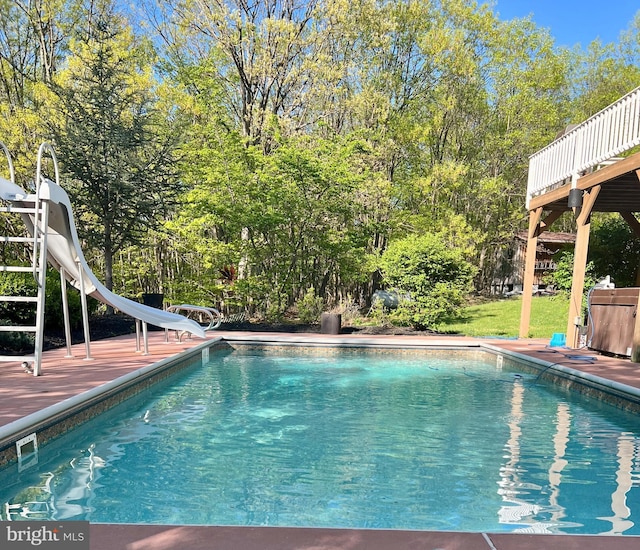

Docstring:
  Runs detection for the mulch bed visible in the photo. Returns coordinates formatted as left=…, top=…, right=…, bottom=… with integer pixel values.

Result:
left=1, top=314, right=448, bottom=355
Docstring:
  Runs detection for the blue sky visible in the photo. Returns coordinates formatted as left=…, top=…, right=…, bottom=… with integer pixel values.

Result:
left=494, top=0, right=639, bottom=48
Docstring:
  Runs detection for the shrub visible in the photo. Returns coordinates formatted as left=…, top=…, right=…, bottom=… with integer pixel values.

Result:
left=0, top=319, right=33, bottom=353
left=330, top=295, right=361, bottom=325
left=378, top=234, right=476, bottom=330
left=0, top=270, right=97, bottom=331
left=296, top=287, right=324, bottom=324
left=543, top=249, right=596, bottom=293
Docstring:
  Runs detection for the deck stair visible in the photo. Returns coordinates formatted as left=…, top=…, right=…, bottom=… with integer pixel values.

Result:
left=0, top=143, right=51, bottom=376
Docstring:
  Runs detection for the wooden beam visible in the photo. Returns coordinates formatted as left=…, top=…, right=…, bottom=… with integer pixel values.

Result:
left=566, top=186, right=600, bottom=348
left=577, top=149, right=640, bottom=190
left=540, top=210, right=564, bottom=232
left=529, top=186, right=570, bottom=211
left=529, top=151, right=640, bottom=212
left=576, top=185, right=600, bottom=226
left=519, top=208, right=543, bottom=338
left=566, top=221, right=590, bottom=348
left=528, top=207, right=543, bottom=238
left=621, top=211, right=640, bottom=238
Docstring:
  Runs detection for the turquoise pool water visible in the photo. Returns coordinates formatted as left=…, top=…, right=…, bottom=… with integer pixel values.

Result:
left=2, top=347, right=640, bottom=534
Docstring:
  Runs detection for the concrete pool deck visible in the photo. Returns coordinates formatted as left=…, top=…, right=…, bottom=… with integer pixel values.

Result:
left=1, top=329, right=639, bottom=549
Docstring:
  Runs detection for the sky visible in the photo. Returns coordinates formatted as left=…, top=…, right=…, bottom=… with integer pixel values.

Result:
left=494, top=0, right=639, bottom=48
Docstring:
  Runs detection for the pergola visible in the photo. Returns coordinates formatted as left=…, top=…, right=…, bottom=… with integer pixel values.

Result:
left=519, top=86, right=640, bottom=350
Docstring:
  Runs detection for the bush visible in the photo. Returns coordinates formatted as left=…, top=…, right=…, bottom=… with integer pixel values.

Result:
left=296, top=287, right=324, bottom=324
left=0, top=270, right=97, bottom=331
left=543, top=249, right=596, bottom=294
left=0, top=319, right=34, bottom=353
left=378, top=234, right=476, bottom=330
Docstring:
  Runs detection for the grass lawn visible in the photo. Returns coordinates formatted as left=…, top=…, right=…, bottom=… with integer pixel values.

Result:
left=441, top=295, right=570, bottom=339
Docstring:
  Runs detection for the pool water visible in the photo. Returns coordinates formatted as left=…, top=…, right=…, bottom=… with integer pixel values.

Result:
left=2, top=348, right=640, bottom=534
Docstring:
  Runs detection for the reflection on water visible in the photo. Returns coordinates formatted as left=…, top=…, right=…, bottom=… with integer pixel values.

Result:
left=4, top=446, right=105, bottom=521
left=598, top=434, right=636, bottom=535
left=498, top=378, right=639, bottom=534
left=1, top=351, right=640, bottom=534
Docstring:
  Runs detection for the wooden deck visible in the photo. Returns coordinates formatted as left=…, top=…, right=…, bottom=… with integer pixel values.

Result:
left=1, top=330, right=639, bottom=549
left=520, top=83, right=640, bottom=348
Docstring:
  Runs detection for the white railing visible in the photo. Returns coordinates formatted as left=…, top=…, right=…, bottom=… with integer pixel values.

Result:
left=527, top=85, right=640, bottom=207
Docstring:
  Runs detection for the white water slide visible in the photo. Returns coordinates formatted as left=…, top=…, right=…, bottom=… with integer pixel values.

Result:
left=0, top=144, right=205, bottom=374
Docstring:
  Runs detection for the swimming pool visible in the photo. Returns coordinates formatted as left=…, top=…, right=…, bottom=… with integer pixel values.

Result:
left=1, top=345, right=640, bottom=535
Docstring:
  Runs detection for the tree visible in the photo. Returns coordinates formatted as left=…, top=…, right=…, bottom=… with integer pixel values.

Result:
left=168, top=130, right=374, bottom=315
left=158, top=0, right=326, bottom=150
left=589, top=215, right=640, bottom=288
left=564, top=12, right=640, bottom=123
left=48, top=4, right=181, bottom=294
left=137, top=0, right=636, bottom=315
left=0, top=0, right=77, bottom=178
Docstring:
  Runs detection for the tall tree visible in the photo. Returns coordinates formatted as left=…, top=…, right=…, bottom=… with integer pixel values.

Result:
left=48, top=2, right=181, bottom=293
left=158, top=0, right=325, bottom=150
left=0, top=0, right=77, bottom=177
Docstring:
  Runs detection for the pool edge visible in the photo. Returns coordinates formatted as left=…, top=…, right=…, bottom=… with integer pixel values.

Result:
left=3, top=333, right=640, bottom=550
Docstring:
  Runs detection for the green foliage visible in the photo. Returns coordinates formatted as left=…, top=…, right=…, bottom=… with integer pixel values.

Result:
left=0, top=272, right=38, bottom=325
left=45, top=271, right=98, bottom=330
left=173, top=131, right=375, bottom=315
left=0, top=319, right=33, bottom=352
left=1, top=0, right=639, bottom=321
left=47, top=9, right=181, bottom=292
left=589, top=215, right=640, bottom=288
left=378, top=233, right=476, bottom=329
left=0, top=270, right=94, bottom=331
left=296, top=287, right=324, bottom=324
left=544, top=249, right=597, bottom=293
left=368, top=299, right=392, bottom=328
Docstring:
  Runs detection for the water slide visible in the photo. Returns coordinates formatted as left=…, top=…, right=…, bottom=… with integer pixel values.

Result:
left=0, top=174, right=206, bottom=339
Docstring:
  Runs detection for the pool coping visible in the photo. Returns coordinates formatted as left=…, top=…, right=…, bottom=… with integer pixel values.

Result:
left=2, top=331, right=640, bottom=549
left=3, top=333, right=640, bottom=463
left=0, top=334, right=485, bottom=462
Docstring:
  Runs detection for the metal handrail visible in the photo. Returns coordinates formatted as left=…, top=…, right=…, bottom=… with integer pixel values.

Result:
left=527, top=86, right=640, bottom=206
left=166, top=304, right=222, bottom=331
left=34, top=143, right=59, bottom=286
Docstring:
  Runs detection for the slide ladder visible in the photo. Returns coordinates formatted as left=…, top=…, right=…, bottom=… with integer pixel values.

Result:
left=0, top=142, right=206, bottom=376
left=0, top=143, right=50, bottom=375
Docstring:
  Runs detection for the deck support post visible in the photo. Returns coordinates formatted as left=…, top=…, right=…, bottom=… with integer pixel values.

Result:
left=519, top=209, right=564, bottom=338
left=519, top=208, right=542, bottom=338
left=566, top=186, right=600, bottom=348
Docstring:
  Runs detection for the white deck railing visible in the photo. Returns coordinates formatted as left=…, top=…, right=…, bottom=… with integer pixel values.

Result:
left=527, top=85, right=640, bottom=207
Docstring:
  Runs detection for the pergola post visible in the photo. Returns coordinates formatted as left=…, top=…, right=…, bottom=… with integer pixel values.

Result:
left=519, top=208, right=542, bottom=338
left=566, top=186, right=600, bottom=348
left=519, top=208, right=564, bottom=338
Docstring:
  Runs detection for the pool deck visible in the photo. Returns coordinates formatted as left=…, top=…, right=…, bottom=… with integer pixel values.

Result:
left=1, top=329, right=640, bottom=549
